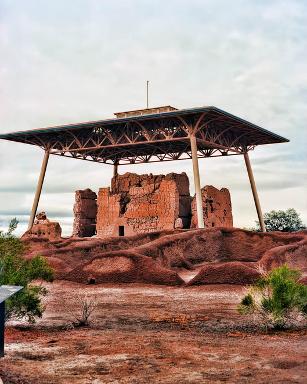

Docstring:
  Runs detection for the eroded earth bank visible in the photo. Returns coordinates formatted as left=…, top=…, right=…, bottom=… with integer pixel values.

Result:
left=1, top=228, right=307, bottom=383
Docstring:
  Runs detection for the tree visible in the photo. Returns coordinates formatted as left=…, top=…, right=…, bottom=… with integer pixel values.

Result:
left=238, top=265, right=307, bottom=329
left=0, top=219, right=54, bottom=322
left=256, top=208, right=306, bottom=232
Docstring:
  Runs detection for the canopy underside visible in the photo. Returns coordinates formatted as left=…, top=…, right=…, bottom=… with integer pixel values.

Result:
left=0, top=106, right=288, bottom=165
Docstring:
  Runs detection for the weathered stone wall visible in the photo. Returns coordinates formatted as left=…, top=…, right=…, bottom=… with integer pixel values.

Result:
left=96, top=173, right=191, bottom=237
left=73, top=189, right=97, bottom=237
left=191, top=186, right=233, bottom=229
left=72, top=175, right=233, bottom=238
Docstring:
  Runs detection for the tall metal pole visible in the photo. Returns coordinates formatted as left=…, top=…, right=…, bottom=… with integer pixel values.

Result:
left=113, top=162, right=118, bottom=177
left=244, top=152, right=266, bottom=232
left=28, top=149, right=50, bottom=229
left=146, top=80, right=149, bottom=109
left=190, top=134, right=205, bottom=228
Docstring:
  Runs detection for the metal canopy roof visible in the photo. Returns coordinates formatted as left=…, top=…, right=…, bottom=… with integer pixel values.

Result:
left=0, top=106, right=289, bottom=165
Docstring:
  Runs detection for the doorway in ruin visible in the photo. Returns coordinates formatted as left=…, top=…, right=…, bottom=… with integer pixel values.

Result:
left=119, top=226, right=125, bottom=237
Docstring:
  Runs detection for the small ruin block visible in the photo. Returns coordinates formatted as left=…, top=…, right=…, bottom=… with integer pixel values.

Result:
left=191, top=185, right=233, bottom=228
left=73, top=189, right=97, bottom=237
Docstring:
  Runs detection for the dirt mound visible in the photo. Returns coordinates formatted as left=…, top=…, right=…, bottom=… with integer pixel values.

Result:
left=136, top=228, right=304, bottom=266
left=22, top=228, right=307, bottom=286
left=260, top=234, right=307, bottom=281
left=187, top=262, right=261, bottom=285
left=65, top=251, right=184, bottom=285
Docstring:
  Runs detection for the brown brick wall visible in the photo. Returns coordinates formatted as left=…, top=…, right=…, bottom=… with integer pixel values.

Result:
left=191, top=186, right=233, bottom=229
left=73, top=175, right=233, bottom=238
left=73, top=189, right=97, bottom=237
left=96, top=172, right=191, bottom=237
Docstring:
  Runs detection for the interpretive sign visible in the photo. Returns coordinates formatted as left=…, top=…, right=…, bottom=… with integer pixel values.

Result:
left=0, top=285, right=23, bottom=357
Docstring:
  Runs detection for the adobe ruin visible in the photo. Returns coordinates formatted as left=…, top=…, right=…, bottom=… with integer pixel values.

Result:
left=73, top=172, right=233, bottom=237
left=191, top=186, right=233, bottom=229
left=73, top=189, right=97, bottom=237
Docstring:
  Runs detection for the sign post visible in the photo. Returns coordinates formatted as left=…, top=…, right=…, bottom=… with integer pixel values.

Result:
left=0, top=285, right=23, bottom=358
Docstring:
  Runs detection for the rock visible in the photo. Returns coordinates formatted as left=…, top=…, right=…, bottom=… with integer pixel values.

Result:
left=22, top=212, right=62, bottom=241
left=73, top=189, right=97, bottom=237
left=191, top=186, right=233, bottom=229
left=175, top=218, right=184, bottom=229
left=34, top=211, right=50, bottom=224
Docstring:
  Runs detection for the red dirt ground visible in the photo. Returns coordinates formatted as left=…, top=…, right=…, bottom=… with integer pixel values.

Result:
left=1, top=281, right=306, bottom=384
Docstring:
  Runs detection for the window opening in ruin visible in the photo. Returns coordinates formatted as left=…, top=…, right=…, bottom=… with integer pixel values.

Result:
left=119, top=226, right=125, bottom=236
left=119, top=194, right=131, bottom=215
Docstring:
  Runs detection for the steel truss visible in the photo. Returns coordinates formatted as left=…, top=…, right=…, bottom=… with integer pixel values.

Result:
left=18, top=112, right=269, bottom=165
left=0, top=108, right=287, bottom=165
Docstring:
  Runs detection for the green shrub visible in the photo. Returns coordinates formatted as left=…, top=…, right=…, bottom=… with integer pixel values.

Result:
left=256, top=208, right=306, bottom=232
left=238, top=265, right=307, bottom=329
left=0, top=219, right=54, bottom=323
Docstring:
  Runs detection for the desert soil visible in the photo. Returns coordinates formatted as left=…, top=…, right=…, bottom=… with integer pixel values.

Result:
left=1, top=281, right=306, bottom=384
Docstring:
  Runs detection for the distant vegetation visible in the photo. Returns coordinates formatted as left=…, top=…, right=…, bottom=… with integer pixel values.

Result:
left=0, top=219, right=53, bottom=323
left=256, top=208, right=306, bottom=232
left=238, top=265, right=307, bottom=329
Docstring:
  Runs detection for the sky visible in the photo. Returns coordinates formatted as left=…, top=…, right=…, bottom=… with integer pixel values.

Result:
left=0, top=0, right=306, bottom=236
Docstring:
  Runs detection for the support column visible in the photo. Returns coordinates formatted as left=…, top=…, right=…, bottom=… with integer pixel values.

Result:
left=28, top=149, right=50, bottom=229
left=244, top=152, right=266, bottom=232
left=190, top=134, right=204, bottom=228
left=113, top=162, right=118, bottom=178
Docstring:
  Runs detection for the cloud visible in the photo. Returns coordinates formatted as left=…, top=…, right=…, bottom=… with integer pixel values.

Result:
left=0, top=0, right=306, bottom=232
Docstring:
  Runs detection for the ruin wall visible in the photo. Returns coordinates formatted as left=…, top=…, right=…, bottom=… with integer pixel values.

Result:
left=191, top=185, right=233, bottom=228
left=73, top=189, right=97, bottom=237
left=72, top=175, right=233, bottom=238
left=96, top=172, right=191, bottom=237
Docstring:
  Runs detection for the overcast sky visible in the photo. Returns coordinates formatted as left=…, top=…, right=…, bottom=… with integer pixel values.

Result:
left=0, top=0, right=306, bottom=236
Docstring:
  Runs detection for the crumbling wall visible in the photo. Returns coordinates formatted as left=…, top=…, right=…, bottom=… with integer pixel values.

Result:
left=22, top=212, right=62, bottom=241
left=73, top=189, right=97, bottom=237
left=191, top=185, right=233, bottom=228
left=96, top=173, right=191, bottom=237
left=73, top=175, right=233, bottom=238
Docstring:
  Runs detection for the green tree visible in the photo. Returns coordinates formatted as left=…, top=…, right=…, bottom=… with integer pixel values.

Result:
left=238, top=265, right=307, bottom=329
left=0, top=219, right=53, bottom=322
left=256, top=208, right=306, bottom=232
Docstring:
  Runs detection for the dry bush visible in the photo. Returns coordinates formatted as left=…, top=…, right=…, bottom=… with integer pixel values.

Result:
left=70, top=294, right=97, bottom=327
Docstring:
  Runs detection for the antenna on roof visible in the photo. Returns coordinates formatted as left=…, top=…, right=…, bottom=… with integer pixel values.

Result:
left=146, top=80, right=149, bottom=109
